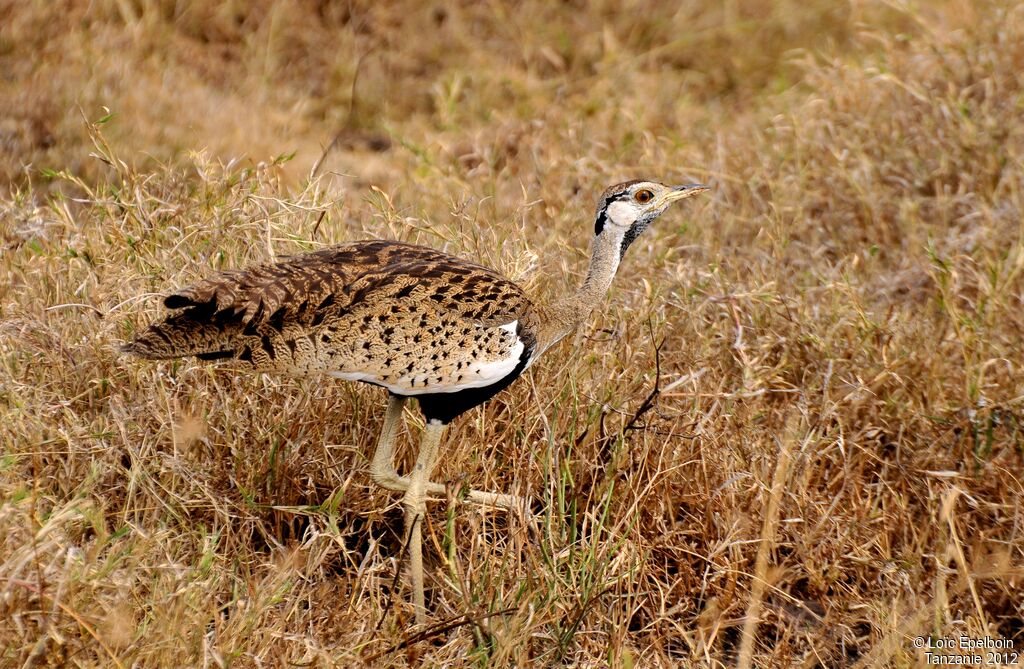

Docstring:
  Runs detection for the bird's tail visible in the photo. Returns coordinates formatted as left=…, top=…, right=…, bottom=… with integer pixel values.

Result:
left=121, top=307, right=243, bottom=361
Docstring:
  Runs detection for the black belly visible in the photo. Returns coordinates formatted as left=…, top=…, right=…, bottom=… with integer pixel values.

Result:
left=414, top=344, right=534, bottom=424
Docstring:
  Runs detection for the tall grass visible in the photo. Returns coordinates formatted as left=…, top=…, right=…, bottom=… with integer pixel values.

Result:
left=2, top=1, right=1023, bottom=666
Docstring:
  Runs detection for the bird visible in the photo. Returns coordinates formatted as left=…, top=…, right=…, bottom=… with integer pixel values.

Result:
left=122, top=179, right=708, bottom=623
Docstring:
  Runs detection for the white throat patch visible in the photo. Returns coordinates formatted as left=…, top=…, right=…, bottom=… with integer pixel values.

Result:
left=605, top=200, right=639, bottom=228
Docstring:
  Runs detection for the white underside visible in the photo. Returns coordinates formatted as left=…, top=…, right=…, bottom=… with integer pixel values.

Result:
left=329, top=321, right=525, bottom=395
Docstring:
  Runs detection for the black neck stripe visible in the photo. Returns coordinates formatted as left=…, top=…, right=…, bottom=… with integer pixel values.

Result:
left=620, top=222, right=643, bottom=258
left=594, top=207, right=608, bottom=236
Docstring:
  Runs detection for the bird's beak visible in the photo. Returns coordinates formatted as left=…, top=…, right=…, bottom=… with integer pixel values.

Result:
left=663, top=183, right=709, bottom=203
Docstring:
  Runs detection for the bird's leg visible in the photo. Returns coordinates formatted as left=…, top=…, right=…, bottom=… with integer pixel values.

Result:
left=369, top=400, right=530, bottom=623
left=401, top=418, right=445, bottom=624
left=369, top=394, right=408, bottom=492
left=369, top=395, right=528, bottom=513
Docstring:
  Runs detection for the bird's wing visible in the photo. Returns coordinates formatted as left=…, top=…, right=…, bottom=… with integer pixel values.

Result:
left=124, top=240, right=536, bottom=394
left=159, top=240, right=471, bottom=326
left=322, top=254, right=535, bottom=394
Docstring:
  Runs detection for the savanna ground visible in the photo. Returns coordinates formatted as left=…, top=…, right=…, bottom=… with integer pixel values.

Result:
left=2, top=0, right=1023, bottom=666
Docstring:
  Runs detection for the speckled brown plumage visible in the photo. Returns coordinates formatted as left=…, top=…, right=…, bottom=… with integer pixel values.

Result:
left=122, top=180, right=708, bottom=625
left=124, top=240, right=538, bottom=396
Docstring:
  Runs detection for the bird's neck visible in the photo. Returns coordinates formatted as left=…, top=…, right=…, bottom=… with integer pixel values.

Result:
left=533, top=230, right=622, bottom=356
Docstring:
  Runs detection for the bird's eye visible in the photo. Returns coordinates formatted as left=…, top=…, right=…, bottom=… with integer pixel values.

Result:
left=634, top=189, right=654, bottom=204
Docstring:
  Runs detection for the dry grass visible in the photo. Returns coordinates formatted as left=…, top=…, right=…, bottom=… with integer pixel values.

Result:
left=2, top=0, right=1024, bottom=666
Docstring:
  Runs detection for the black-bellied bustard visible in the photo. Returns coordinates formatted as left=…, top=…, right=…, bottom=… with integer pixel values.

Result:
left=123, top=180, right=708, bottom=623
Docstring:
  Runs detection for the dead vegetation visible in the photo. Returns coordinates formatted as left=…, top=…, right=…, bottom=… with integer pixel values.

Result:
left=1, top=0, right=1023, bottom=666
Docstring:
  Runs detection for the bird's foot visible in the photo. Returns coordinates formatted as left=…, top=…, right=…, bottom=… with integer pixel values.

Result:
left=453, top=484, right=533, bottom=521
left=372, top=470, right=531, bottom=517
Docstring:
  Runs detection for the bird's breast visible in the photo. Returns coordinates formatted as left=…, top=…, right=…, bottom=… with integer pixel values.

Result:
left=328, top=320, right=527, bottom=396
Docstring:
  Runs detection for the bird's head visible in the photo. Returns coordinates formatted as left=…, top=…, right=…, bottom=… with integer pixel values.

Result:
left=594, top=180, right=708, bottom=257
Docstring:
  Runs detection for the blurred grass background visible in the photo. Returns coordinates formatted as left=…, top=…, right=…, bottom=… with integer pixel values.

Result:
left=2, top=0, right=1023, bottom=666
